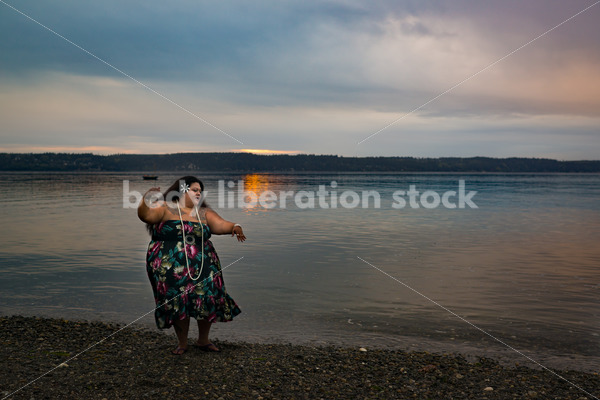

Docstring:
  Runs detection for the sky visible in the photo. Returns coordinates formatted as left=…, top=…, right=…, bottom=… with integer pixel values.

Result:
left=0, top=0, right=599, bottom=159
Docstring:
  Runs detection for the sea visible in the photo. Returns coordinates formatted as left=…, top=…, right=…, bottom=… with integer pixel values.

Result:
left=0, top=171, right=598, bottom=371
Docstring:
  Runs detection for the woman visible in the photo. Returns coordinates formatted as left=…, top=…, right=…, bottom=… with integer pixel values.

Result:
left=138, top=176, right=244, bottom=355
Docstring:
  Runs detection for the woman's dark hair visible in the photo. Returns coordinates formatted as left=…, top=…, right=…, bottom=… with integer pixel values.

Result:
left=162, top=176, right=207, bottom=206
left=146, top=176, right=209, bottom=235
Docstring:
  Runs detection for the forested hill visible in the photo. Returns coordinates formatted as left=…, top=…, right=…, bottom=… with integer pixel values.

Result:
left=1, top=152, right=599, bottom=172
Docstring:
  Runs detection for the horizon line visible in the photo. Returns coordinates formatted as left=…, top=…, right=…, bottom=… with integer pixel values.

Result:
left=1, top=151, right=600, bottom=162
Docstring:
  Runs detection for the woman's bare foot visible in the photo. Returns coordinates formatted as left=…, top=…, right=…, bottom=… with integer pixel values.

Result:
left=171, top=346, right=188, bottom=355
left=195, top=342, right=220, bottom=352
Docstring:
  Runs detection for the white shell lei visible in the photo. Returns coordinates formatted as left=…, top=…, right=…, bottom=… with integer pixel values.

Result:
left=176, top=202, right=205, bottom=281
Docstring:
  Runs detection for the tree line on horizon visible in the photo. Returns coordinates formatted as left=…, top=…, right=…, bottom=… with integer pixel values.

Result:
left=0, top=152, right=599, bottom=172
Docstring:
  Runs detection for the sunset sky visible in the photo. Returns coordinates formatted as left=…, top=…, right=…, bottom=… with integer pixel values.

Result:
left=1, top=0, right=599, bottom=159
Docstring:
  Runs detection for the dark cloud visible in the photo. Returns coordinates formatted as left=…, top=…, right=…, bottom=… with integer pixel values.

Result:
left=3, top=1, right=597, bottom=92
left=1, top=0, right=599, bottom=157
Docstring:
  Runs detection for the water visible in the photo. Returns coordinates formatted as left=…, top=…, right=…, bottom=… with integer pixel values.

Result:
left=0, top=171, right=598, bottom=371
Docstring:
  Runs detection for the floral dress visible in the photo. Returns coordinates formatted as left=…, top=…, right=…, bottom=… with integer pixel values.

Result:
left=146, top=212, right=241, bottom=329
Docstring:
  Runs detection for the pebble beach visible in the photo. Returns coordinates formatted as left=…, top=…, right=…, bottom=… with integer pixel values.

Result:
left=0, top=316, right=597, bottom=399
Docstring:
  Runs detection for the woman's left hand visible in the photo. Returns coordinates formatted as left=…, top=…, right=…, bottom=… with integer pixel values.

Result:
left=232, top=225, right=246, bottom=242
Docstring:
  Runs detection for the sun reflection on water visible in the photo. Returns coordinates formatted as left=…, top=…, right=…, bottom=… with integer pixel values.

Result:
left=241, top=173, right=286, bottom=212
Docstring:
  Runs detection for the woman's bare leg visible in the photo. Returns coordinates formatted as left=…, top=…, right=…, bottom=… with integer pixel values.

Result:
left=196, top=319, right=219, bottom=351
left=172, top=317, right=190, bottom=354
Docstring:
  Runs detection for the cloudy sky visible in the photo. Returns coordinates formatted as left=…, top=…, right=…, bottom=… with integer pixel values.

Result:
left=1, top=0, right=599, bottom=159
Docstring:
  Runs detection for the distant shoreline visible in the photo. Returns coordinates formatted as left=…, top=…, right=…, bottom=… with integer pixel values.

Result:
left=2, top=152, right=600, bottom=172
left=1, top=315, right=598, bottom=399
left=2, top=169, right=600, bottom=175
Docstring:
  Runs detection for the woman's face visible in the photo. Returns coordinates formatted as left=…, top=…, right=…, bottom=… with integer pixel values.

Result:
left=185, top=182, right=202, bottom=206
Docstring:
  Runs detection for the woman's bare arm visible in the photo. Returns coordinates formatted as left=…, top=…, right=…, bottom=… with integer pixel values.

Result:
left=137, top=187, right=166, bottom=224
left=205, top=209, right=246, bottom=242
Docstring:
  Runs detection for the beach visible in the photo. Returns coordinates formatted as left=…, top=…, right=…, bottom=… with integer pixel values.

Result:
left=0, top=316, right=597, bottom=399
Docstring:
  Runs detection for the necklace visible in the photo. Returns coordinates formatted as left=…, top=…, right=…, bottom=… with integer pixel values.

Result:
left=176, top=201, right=205, bottom=281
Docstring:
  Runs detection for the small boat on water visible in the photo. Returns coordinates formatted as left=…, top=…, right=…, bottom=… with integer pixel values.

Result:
left=143, top=175, right=158, bottom=180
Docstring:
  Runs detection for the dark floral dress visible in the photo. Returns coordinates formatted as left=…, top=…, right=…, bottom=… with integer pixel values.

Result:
left=146, top=213, right=241, bottom=329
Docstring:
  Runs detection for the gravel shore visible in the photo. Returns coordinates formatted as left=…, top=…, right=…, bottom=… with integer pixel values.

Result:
left=1, top=316, right=597, bottom=399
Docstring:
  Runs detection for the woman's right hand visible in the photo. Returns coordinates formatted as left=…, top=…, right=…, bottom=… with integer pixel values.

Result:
left=143, top=187, right=162, bottom=208
left=138, top=187, right=166, bottom=223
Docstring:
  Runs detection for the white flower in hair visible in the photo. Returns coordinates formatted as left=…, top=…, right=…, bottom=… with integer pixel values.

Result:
left=179, top=182, right=190, bottom=193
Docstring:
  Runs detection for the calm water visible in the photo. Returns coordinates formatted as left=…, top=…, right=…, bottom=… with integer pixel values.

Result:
left=0, top=172, right=598, bottom=371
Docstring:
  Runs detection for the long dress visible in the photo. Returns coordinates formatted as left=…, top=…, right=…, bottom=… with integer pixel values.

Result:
left=145, top=212, right=241, bottom=329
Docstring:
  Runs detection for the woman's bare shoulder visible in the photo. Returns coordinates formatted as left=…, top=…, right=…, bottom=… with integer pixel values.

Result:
left=204, top=207, right=223, bottom=221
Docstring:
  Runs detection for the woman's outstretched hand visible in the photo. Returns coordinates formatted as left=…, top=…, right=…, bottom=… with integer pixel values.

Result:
left=232, top=225, right=246, bottom=242
left=138, top=187, right=165, bottom=224
left=143, top=187, right=162, bottom=208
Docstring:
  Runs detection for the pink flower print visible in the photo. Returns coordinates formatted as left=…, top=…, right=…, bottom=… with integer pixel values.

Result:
left=155, top=222, right=165, bottom=233
left=213, top=274, right=223, bottom=289
left=183, top=223, right=193, bottom=234
left=157, top=281, right=167, bottom=295
left=195, top=297, right=203, bottom=309
left=207, top=312, right=217, bottom=323
left=185, top=283, right=196, bottom=294
left=186, top=244, right=198, bottom=259
left=180, top=283, right=195, bottom=304
left=182, top=267, right=195, bottom=280
left=150, top=242, right=161, bottom=256
left=173, top=267, right=186, bottom=281
left=151, top=257, right=161, bottom=271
